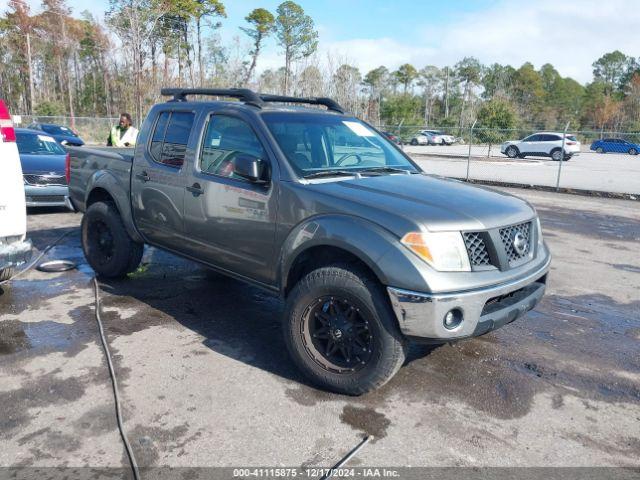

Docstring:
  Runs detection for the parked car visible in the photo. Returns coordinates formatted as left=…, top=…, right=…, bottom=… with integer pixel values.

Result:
left=16, top=128, right=71, bottom=208
left=410, top=129, right=455, bottom=146
left=68, top=88, right=550, bottom=395
left=590, top=138, right=639, bottom=155
left=501, top=132, right=581, bottom=160
left=0, top=101, right=32, bottom=281
left=28, top=122, right=85, bottom=146
left=381, top=131, right=402, bottom=145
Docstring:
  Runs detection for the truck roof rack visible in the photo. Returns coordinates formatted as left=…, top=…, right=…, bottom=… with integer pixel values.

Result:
left=160, top=88, right=345, bottom=113
left=161, top=88, right=264, bottom=107
left=259, top=94, right=345, bottom=114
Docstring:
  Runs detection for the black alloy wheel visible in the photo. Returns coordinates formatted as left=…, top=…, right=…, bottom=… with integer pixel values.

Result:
left=301, top=296, right=373, bottom=373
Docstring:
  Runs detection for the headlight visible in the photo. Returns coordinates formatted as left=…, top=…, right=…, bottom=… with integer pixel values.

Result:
left=401, top=231, right=471, bottom=272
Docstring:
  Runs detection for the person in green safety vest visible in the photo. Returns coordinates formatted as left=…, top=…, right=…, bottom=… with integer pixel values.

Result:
left=107, top=113, right=139, bottom=147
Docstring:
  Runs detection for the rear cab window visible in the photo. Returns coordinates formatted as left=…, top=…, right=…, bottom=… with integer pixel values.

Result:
left=149, top=110, right=195, bottom=168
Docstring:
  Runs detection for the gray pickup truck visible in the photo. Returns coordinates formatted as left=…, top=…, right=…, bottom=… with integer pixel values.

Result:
left=68, top=88, right=551, bottom=395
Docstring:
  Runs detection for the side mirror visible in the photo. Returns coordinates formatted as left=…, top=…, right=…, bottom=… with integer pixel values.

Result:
left=233, top=153, right=267, bottom=183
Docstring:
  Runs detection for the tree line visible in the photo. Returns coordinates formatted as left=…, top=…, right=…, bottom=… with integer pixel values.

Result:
left=1, top=0, right=639, bottom=134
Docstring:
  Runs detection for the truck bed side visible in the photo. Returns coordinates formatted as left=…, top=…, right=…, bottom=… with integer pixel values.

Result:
left=67, top=146, right=142, bottom=242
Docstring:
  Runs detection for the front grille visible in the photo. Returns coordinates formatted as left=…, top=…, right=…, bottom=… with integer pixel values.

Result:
left=24, top=174, right=66, bottom=186
left=499, top=221, right=532, bottom=264
left=463, top=232, right=491, bottom=267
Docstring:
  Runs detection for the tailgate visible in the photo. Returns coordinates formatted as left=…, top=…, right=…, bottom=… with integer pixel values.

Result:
left=0, top=142, right=27, bottom=238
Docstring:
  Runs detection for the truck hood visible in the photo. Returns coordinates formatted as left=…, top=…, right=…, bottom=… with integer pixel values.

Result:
left=305, top=173, right=536, bottom=233
left=19, top=153, right=67, bottom=175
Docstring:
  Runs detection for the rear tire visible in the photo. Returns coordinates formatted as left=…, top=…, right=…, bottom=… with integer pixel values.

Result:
left=283, top=264, right=407, bottom=395
left=410, top=138, right=418, bottom=146
left=551, top=149, right=563, bottom=161
left=0, top=267, right=15, bottom=282
left=81, top=201, right=144, bottom=278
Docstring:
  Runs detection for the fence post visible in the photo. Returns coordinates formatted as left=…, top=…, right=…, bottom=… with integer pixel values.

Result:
left=466, top=120, right=477, bottom=182
left=556, top=121, right=571, bottom=191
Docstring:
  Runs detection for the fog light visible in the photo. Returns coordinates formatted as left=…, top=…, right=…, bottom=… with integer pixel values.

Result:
left=443, top=309, right=463, bottom=330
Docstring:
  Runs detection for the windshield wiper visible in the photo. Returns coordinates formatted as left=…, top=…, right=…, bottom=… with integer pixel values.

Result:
left=302, top=170, right=360, bottom=179
left=357, top=166, right=414, bottom=175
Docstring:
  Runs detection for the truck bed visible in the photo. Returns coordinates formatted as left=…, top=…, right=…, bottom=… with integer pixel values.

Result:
left=67, top=146, right=135, bottom=213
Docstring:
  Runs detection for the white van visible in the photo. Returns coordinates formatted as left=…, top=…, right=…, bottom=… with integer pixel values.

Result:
left=0, top=99, right=31, bottom=281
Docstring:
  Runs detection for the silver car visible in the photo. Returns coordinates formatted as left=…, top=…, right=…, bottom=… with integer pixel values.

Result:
left=410, top=129, right=456, bottom=145
left=16, top=128, right=70, bottom=208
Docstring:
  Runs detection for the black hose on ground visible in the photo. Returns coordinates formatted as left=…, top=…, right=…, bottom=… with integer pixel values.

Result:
left=2, top=230, right=140, bottom=479
left=93, top=277, right=141, bottom=480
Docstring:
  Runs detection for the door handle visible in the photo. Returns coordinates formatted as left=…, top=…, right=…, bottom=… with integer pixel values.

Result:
left=136, top=171, right=150, bottom=182
left=187, top=183, right=204, bottom=196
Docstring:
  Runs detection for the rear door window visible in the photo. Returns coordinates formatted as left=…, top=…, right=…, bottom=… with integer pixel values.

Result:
left=149, top=111, right=194, bottom=168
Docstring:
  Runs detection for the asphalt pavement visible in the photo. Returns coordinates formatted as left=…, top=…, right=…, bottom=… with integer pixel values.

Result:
left=0, top=188, right=639, bottom=475
left=405, top=145, right=640, bottom=195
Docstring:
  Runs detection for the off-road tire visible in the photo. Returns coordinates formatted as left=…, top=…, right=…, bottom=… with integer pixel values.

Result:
left=0, top=267, right=15, bottom=282
left=283, top=264, right=407, bottom=395
left=506, top=146, right=519, bottom=158
left=81, top=201, right=144, bottom=278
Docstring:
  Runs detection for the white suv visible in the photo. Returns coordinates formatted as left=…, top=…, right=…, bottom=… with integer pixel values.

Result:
left=501, top=132, right=581, bottom=160
left=410, top=129, right=456, bottom=146
left=0, top=99, right=31, bottom=281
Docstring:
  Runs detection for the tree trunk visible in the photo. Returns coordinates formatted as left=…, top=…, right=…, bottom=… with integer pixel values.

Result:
left=26, top=32, right=35, bottom=114
left=284, top=46, right=290, bottom=95
left=444, top=67, right=450, bottom=118
left=197, top=18, right=204, bottom=86
left=245, top=34, right=262, bottom=86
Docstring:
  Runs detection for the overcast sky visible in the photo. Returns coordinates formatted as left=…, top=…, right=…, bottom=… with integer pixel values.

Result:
left=2, top=0, right=638, bottom=83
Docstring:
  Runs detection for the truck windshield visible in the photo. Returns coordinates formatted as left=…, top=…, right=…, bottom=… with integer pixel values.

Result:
left=261, top=112, right=418, bottom=177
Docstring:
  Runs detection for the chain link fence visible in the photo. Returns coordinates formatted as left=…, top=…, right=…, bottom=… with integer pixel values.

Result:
left=9, top=115, right=640, bottom=196
left=381, top=125, right=640, bottom=196
left=12, top=115, right=119, bottom=145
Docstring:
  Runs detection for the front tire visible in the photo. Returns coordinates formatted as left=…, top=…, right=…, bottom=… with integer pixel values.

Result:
left=283, top=264, right=407, bottom=395
left=506, top=146, right=519, bottom=158
left=596, top=147, right=604, bottom=154
left=81, top=201, right=144, bottom=278
left=410, top=138, right=418, bottom=146
left=629, top=148, right=637, bottom=155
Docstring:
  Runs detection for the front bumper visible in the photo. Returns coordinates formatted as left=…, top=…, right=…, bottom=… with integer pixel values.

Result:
left=387, top=255, right=551, bottom=340
left=0, top=238, right=32, bottom=271
left=24, top=185, right=70, bottom=208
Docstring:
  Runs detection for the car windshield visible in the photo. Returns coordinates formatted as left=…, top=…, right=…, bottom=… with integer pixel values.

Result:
left=261, top=112, right=418, bottom=177
left=16, top=132, right=66, bottom=155
left=41, top=124, right=75, bottom=136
